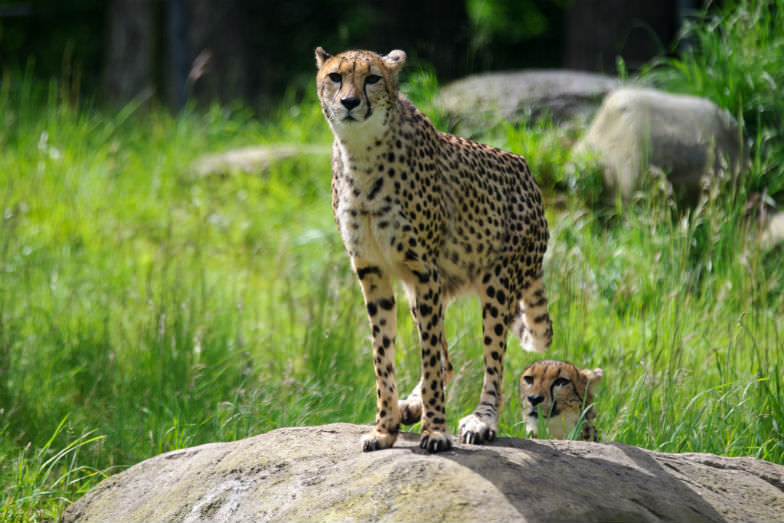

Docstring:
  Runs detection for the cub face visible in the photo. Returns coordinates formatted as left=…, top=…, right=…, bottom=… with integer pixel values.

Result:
left=520, top=360, right=603, bottom=441
left=314, top=47, right=406, bottom=140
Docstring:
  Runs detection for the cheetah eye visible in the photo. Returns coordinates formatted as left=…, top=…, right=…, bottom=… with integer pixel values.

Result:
left=553, top=377, right=570, bottom=387
left=365, top=74, right=382, bottom=85
left=328, top=72, right=342, bottom=83
left=523, top=375, right=533, bottom=385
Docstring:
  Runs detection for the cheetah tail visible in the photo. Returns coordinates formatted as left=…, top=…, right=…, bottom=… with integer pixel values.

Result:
left=511, top=278, right=552, bottom=353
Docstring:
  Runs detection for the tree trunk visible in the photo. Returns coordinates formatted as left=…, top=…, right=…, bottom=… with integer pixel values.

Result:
left=103, top=0, right=155, bottom=104
left=564, top=0, right=679, bottom=73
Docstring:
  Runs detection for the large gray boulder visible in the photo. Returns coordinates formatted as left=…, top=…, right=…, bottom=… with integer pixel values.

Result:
left=63, top=423, right=784, bottom=522
left=573, top=87, right=745, bottom=202
left=439, top=70, right=620, bottom=132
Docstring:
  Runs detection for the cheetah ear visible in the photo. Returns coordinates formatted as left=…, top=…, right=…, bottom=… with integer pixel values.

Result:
left=382, top=49, right=407, bottom=74
left=581, top=367, right=603, bottom=393
left=315, top=47, right=331, bottom=69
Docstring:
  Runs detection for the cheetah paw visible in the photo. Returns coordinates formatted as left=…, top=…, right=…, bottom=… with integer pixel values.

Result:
left=361, top=429, right=398, bottom=452
left=419, top=429, right=452, bottom=453
left=398, top=397, right=423, bottom=425
left=458, top=413, right=497, bottom=444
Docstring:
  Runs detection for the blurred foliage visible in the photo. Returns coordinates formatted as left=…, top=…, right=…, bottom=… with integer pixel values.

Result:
left=0, top=0, right=106, bottom=93
left=466, top=0, right=570, bottom=70
left=0, top=0, right=569, bottom=106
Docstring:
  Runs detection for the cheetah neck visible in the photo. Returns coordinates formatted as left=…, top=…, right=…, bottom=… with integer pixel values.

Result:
left=332, top=100, right=404, bottom=190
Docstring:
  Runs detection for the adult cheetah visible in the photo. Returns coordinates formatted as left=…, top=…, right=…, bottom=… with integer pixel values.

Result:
left=315, top=47, right=552, bottom=453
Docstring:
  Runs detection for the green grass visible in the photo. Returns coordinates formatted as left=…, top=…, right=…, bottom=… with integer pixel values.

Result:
left=0, top=417, right=105, bottom=522
left=1, top=2, right=784, bottom=520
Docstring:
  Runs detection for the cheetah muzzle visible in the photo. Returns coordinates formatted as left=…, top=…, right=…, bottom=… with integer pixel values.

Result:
left=315, top=47, right=553, bottom=453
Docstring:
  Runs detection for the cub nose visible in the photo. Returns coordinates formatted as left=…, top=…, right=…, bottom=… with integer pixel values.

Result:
left=527, top=394, right=545, bottom=406
left=341, top=97, right=360, bottom=110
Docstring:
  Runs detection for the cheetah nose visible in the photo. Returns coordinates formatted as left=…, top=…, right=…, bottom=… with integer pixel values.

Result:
left=341, top=97, right=361, bottom=110
left=527, top=394, right=545, bottom=406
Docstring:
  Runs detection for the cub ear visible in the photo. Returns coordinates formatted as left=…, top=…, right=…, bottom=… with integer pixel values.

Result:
left=382, top=49, right=407, bottom=73
left=581, top=367, right=603, bottom=393
left=315, top=47, right=332, bottom=69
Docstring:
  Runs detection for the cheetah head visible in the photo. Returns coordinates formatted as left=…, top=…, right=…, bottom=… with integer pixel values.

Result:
left=315, top=47, right=406, bottom=141
left=520, top=359, right=603, bottom=441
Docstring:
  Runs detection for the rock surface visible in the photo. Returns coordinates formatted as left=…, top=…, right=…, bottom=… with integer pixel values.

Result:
left=761, top=211, right=784, bottom=249
left=191, top=144, right=329, bottom=176
left=63, top=423, right=784, bottom=523
left=439, top=70, right=619, bottom=132
left=573, top=87, right=745, bottom=202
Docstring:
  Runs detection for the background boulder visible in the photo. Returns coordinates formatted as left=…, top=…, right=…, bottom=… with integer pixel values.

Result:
left=63, top=423, right=784, bottom=523
left=191, top=144, right=329, bottom=177
left=573, top=87, right=745, bottom=203
left=761, top=211, right=784, bottom=249
left=438, top=70, right=620, bottom=133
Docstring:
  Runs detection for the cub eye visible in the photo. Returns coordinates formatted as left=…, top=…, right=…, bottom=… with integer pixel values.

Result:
left=328, top=73, right=342, bottom=83
left=365, top=74, right=382, bottom=85
left=523, top=375, right=534, bottom=385
left=553, top=377, right=570, bottom=387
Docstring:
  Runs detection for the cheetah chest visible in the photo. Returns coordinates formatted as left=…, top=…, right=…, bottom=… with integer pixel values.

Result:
left=339, top=206, right=400, bottom=264
left=333, top=179, right=414, bottom=275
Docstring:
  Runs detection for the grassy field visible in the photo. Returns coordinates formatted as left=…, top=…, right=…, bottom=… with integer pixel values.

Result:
left=2, top=1, right=783, bottom=521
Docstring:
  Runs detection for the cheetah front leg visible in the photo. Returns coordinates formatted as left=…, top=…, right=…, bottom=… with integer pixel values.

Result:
left=459, top=271, right=515, bottom=444
left=353, top=261, right=401, bottom=452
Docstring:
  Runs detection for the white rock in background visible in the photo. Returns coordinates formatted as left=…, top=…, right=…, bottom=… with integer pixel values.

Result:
left=761, top=211, right=784, bottom=249
left=192, top=144, right=329, bottom=177
left=573, top=87, right=745, bottom=202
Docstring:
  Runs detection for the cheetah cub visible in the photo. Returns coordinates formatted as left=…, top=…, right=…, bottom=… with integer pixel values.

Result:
left=315, top=47, right=553, bottom=453
left=520, top=360, right=603, bottom=441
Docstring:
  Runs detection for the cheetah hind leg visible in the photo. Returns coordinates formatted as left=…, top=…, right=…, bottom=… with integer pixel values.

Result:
left=398, top=334, right=454, bottom=425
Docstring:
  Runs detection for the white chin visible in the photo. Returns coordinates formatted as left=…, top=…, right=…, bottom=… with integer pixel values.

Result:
left=332, top=113, right=385, bottom=143
left=331, top=113, right=361, bottom=127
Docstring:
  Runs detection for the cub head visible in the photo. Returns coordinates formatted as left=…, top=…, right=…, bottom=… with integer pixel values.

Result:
left=314, top=47, right=406, bottom=139
left=520, top=360, right=603, bottom=441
